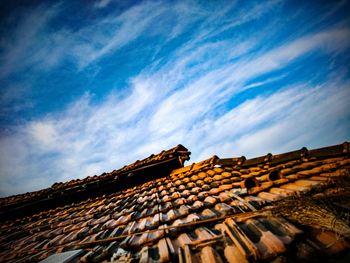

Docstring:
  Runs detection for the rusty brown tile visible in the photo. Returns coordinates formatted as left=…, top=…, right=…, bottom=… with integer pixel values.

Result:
left=269, top=187, right=294, bottom=197
left=80, top=231, right=102, bottom=243
left=280, top=183, right=310, bottom=192
left=215, top=203, right=234, bottom=215
left=166, top=209, right=177, bottom=222
left=203, top=196, right=218, bottom=207
left=313, top=229, right=350, bottom=254
left=257, top=192, right=282, bottom=202
left=43, top=233, right=65, bottom=249
left=201, top=208, right=218, bottom=219
left=191, top=200, right=204, bottom=211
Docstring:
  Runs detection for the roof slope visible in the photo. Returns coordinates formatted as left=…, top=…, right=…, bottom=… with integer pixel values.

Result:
left=0, top=144, right=190, bottom=220
left=0, top=143, right=349, bottom=262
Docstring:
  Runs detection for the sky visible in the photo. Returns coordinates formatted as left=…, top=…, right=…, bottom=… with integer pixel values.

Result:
left=0, top=0, right=349, bottom=197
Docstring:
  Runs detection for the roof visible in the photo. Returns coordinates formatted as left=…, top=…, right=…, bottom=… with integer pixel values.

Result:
left=0, top=144, right=191, bottom=220
left=0, top=142, right=349, bottom=262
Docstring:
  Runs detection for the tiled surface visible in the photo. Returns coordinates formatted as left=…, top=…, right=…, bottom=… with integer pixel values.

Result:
left=0, top=143, right=349, bottom=262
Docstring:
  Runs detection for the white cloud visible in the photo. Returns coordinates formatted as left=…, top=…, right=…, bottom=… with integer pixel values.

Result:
left=193, top=79, right=350, bottom=161
left=149, top=27, right=350, bottom=136
left=0, top=4, right=60, bottom=77
left=0, top=1, right=202, bottom=75
left=28, top=121, right=58, bottom=149
left=0, top=1, right=349, bottom=197
left=0, top=0, right=285, bottom=77
left=94, top=0, right=112, bottom=9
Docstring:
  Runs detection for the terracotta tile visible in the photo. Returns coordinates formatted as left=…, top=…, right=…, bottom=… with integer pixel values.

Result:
left=285, top=174, right=300, bottom=180
left=162, top=195, right=171, bottom=203
left=280, top=183, right=309, bottom=192
left=204, top=169, right=214, bottom=176
left=80, top=246, right=103, bottom=262
left=147, top=228, right=165, bottom=244
left=169, top=187, right=177, bottom=194
left=89, top=224, right=102, bottom=234
left=177, top=233, right=193, bottom=247
left=114, top=212, right=134, bottom=226
left=218, top=192, right=232, bottom=203
left=140, top=207, right=150, bottom=218
left=178, top=184, right=186, bottom=191
left=166, top=209, right=177, bottom=222
left=62, top=224, right=77, bottom=233
left=294, top=179, right=322, bottom=187
left=156, top=238, right=174, bottom=262
left=59, top=230, right=78, bottom=245
left=135, top=217, right=151, bottom=232
left=126, top=221, right=138, bottom=235
left=224, top=244, right=249, bottom=263
left=11, top=234, right=32, bottom=248
left=209, top=187, right=220, bottom=195
left=339, top=158, right=350, bottom=166
left=201, top=208, right=218, bottom=219
left=178, top=205, right=190, bottom=217
left=186, top=213, right=201, bottom=223
left=26, top=250, right=48, bottom=262
left=181, top=189, right=191, bottom=198
left=98, top=229, right=113, bottom=240
left=81, top=231, right=102, bottom=243
left=221, top=171, right=232, bottom=178
left=174, top=197, right=187, bottom=207
left=204, top=196, right=218, bottom=206
left=269, top=187, right=294, bottom=197
left=199, top=246, right=223, bottom=263
left=191, top=200, right=204, bottom=211
left=186, top=194, right=198, bottom=204
left=273, top=217, right=303, bottom=237
left=171, top=192, right=181, bottom=199
left=319, top=169, right=348, bottom=177
left=195, top=180, right=204, bottom=187
left=150, top=213, right=161, bottom=229
left=198, top=191, right=209, bottom=201
left=0, top=251, right=17, bottom=262
left=43, top=233, right=65, bottom=248
left=257, top=192, right=282, bottom=202
left=245, top=219, right=286, bottom=259
left=218, top=184, right=233, bottom=192
left=215, top=203, right=234, bottom=215
left=204, top=177, right=214, bottom=184
left=190, top=186, right=201, bottom=194
left=313, top=230, right=350, bottom=254
left=271, top=178, right=289, bottom=185
left=218, top=219, right=259, bottom=260
left=213, top=167, right=224, bottom=174
left=308, top=176, right=330, bottom=181
left=159, top=201, right=172, bottom=213
left=171, top=218, right=188, bottom=228
left=20, top=240, right=42, bottom=254
left=280, top=167, right=297, bottom=176
left=229, top=200, right=249, bottom=212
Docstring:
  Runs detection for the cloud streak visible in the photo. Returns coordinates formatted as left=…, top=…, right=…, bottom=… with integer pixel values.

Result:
left=0, top=0, right=349, bottom=196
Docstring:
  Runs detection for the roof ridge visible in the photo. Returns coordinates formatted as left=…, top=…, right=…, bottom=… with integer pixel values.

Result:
left=1, top=142, right=348, bottom=221
left=171, top=142, right=349, bottom=176
left=0, top=145, right=190, bottom=220
left=219, top=142, right=349, bottom=168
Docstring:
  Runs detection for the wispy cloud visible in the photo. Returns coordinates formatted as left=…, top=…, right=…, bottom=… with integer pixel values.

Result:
left=0, top=4, right=60, bottom=77
left=0, top=0, right=349, bottom=196
left=0, top=0, right=208, bottom=76
left=94, top=0, right=112, bottom=9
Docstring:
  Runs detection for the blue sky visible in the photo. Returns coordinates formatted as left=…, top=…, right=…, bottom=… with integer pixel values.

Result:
left=0, top=0, right=349, bottom=197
